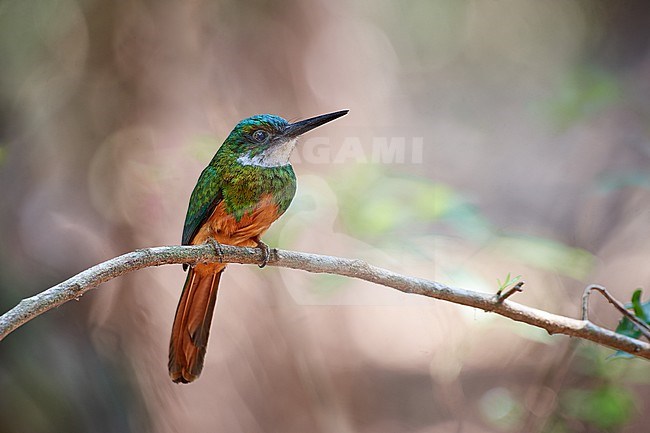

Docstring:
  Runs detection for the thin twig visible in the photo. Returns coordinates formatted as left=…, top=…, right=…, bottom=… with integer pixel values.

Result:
left=0, top=245, right=649, bottom=360
left=496, top=281, right=525, bottom=302
left=582, top=284, right=650, bottom=341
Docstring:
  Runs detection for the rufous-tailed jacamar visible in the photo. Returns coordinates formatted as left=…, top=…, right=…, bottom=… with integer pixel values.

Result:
left=169, top=110, right=348, bottom=383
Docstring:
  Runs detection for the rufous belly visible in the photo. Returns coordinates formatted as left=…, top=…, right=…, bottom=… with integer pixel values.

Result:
left=191, top=194, right=281, bottom=247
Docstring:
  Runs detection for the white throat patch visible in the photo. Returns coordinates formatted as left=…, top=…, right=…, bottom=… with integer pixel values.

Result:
left=237, top=138, right=298, bottom=168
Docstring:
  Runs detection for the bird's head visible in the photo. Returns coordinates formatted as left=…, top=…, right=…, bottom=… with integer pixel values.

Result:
left=223, top=110, right=348, bottom=167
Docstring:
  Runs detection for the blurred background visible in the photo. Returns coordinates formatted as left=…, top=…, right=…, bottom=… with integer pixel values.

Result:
left=1, top=0, right=649, bottom=432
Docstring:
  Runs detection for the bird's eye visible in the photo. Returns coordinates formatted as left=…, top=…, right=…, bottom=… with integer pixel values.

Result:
left=252, top=130, right=268, bottom=142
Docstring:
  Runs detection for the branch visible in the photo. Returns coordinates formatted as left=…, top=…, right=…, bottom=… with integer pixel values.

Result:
left=582, top=284, right=650, bottom=341
left=1, top=244, right=649, bottom=360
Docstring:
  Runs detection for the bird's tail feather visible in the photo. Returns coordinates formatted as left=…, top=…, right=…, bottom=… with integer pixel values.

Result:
left=168, top=263, right=224, bottom=384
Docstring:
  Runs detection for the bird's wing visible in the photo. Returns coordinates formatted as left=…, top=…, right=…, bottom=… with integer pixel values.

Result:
left=182, top=166, right=223, bottom=246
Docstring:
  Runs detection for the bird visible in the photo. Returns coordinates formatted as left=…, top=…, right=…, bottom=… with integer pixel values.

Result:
left=169, top=109, right=349, bottom=383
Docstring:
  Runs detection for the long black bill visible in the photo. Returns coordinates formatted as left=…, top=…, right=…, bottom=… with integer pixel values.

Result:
left=284, top=109, right=349, bottom=138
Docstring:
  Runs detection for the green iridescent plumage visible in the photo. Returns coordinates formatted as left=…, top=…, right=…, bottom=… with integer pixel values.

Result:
left=182, top=114, right=297, bottom=246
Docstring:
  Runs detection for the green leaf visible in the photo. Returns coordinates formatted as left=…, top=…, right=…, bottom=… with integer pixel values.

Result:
left=630, top=289, right=650, bottom=322
left=612, top=289, right=650, bottom=357
left=609, top=350, right=635, bottom=360
left=496, top=273, right=522, bottom=294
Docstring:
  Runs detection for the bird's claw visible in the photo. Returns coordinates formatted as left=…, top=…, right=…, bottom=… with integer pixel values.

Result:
left=207, top=238, right=224, bottom=262
left=256, top=240, right=270, bottom=268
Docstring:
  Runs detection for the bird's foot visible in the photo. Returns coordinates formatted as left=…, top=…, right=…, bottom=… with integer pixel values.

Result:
left=255, top=239, right=270, bottom=268
left=207, top=238, right=224, bottom=263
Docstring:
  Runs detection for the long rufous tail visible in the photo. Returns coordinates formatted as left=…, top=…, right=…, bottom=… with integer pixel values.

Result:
left=168, top=263, right=224, bottom=383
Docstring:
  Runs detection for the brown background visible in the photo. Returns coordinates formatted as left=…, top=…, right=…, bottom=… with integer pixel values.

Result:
left=1, top=1, right=649, bottom=432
